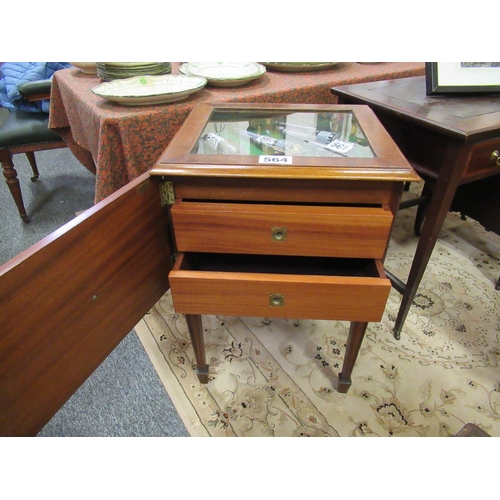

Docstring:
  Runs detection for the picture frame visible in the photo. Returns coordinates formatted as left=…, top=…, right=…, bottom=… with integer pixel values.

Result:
left=425, top=62, right=500, bottom=95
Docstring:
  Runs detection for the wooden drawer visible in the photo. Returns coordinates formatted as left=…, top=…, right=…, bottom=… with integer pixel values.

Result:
left=171, top=201, right=393, bottom=259
left=465, top=137, right=500, bottom=178
left=169, top=253, right=391, bottom=322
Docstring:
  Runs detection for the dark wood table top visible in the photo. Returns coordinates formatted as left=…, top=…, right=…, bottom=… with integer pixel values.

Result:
left=331, top=76, right=500, bottom=141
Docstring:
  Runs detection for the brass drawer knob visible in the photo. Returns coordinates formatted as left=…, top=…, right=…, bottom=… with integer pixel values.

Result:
left=269, top=293, right=285, bottom=307
left=491, top=150, right=500, bottom=166
left=271, top=226, right=287, bottom=242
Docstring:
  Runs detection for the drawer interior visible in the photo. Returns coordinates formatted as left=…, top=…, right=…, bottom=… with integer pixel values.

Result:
left=174, top=252, right=383, bottom=278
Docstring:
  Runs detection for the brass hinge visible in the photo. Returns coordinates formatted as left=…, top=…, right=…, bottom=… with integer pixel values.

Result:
left=160, top=181, right=175, bottom=205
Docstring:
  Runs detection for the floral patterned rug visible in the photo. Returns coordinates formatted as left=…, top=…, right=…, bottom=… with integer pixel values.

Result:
left=135, top=184, right=500, bottom=437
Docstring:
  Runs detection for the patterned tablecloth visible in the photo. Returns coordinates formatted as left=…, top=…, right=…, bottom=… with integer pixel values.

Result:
left=49, top=62, right=425, bottom=203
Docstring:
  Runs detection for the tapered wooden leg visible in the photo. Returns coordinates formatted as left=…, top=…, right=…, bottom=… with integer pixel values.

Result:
left=0, top=149, right=30, bottom=222
left=185, top=314, right=209, bottom=383
left=414, top=181, right=433, bottom=236
left=338, top=321, right=368, bottom=393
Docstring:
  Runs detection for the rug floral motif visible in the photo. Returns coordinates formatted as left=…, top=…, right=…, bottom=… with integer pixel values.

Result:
left=135, top=185, right=500, bottom=437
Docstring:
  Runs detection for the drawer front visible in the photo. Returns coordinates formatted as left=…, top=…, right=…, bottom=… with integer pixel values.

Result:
left=169, top=253, right=391, bottom=322
left=465, top=137, right=500, bottom=178
left=171, top=201, right=393, bottom=259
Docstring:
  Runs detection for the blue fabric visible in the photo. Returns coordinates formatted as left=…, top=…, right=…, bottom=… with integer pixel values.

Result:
left=0, top=62, right=72, bottom=113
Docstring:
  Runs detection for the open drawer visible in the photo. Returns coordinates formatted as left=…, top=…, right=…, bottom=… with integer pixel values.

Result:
left=171, top=201, right=393, bottom=259
left=169, top=253, right=391, bottom=322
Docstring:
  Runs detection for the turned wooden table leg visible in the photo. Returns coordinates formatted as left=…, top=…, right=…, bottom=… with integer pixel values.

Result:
left=338, top=321, right=368, bottom=393
left=185, top=314, right=209, bottom=383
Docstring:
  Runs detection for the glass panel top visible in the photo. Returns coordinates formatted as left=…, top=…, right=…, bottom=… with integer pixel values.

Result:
left=191, top=109, right=375, bottom=158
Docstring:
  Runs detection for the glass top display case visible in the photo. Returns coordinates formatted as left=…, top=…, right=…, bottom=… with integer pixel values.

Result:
left=192, top=108, right=375, bottom=158
left=152, top=103, right=418, bottom=182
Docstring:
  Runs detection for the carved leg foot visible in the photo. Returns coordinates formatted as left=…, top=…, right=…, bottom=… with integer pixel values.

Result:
left=337, top=375, right=352, bottom=394
left=393, top=327, right=401, bottom=341
left=195, top=366, right=209, bottom=384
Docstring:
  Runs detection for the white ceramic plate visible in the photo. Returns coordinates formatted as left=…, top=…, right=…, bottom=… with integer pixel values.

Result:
left=179, top=62, right=266, bottom=87
left=92, top=74, right=207, bottom=105
left=261, top=62, right=339, bottom=72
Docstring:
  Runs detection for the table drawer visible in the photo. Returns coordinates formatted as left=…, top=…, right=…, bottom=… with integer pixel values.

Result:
left=169, top=253, right=391, bottom=322
left=465, top=137, right=500, bottom=178
left=171, top=201, right=393, bottom=259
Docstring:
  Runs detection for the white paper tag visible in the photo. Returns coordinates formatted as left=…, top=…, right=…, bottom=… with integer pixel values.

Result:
left=258, top=155, right=293, bottom=164
left=325, top=139, right=354, bottom=155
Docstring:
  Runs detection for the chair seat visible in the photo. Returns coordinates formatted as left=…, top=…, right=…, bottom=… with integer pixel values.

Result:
left=0, top=109, right=62, bottom=149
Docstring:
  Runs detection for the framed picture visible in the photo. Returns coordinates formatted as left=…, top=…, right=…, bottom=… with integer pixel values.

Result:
left=426, top=62, right=500, bottom=95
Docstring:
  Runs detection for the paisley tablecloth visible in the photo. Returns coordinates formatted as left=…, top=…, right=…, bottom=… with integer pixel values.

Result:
left=49, top=62, right=424, bottom=203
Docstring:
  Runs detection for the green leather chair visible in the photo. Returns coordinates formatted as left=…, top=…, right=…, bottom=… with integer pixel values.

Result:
left=0, top=79, right=67, bottom=222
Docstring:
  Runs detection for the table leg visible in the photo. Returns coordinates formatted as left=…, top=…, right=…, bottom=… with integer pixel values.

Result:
left=338, top=321, right=368, bottom=393
left=185, top=313, right=209, bottom=383
left=414, top=181, right=434, bottom=236
left=392, top=146, right=470, bottom=339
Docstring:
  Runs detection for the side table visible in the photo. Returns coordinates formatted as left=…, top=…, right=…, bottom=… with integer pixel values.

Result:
left=331, top=76, right=500, bottom=338
left=151, top=102, right=418, bottom=392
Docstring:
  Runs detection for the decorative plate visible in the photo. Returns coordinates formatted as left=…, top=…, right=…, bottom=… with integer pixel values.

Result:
left=179, top=62, right=266, bottom=87
left=261, top=62, right=340, bottom=72
left=91, top=75, right=207, bottom=105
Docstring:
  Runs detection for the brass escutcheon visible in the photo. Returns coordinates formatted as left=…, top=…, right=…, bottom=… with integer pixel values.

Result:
left=269, top=293, right=285, bottom=307
left=271, top=226, right=287, bottom=242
